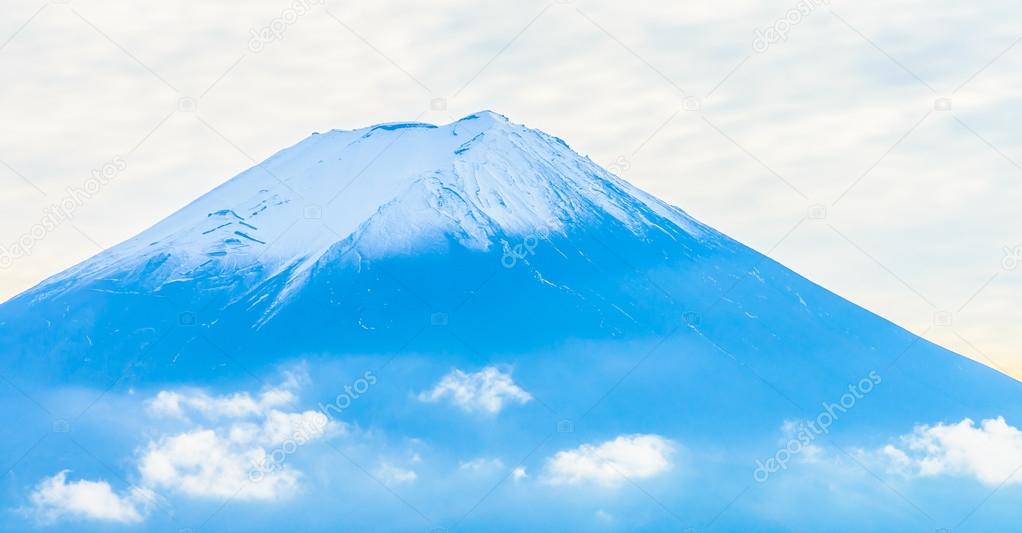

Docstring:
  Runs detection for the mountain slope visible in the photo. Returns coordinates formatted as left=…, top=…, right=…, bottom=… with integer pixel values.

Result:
left=3, top=111, right=1022, bottom=532
left=0, top=110, right=1017, bottom=419
left=1, top=111, right=709, bottom=374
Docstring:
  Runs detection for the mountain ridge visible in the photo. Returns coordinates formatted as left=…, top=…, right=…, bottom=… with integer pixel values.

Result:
left=14, top=110, right=710, bottom=309
left=1, top=110, right=1017, bottom=413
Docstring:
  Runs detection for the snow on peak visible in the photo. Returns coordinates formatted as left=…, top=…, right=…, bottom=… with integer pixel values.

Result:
left=44, top=111, right=706, bottom=290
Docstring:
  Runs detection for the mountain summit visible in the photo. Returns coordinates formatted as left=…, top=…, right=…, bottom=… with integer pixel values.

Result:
left=42, top=110, right=703, bottom=295
left=4, top=111, right=730, bottom=374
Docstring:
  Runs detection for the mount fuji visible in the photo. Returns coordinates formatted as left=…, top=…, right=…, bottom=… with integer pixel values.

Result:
left=2, top=111, right=717, bottom=378
left=2, top=111, right=1021, bottom=532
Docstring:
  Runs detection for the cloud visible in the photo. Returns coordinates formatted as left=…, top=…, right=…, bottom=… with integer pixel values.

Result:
left=882, top=416, right=1022, bottom=486
left=134, top=372, right=341, bottom=502
left=512, top=466, right=527, bottom=481
left=30, top=376, right=340, bottom=527
left=543, top=434, right=675, bottom=487
left=259, top=409, right=332, bottom=446
left=138, top=428, right=302, bottom=501
left=418, top=366, right=531, bottom=414
left=374, top=463, right=417, bottom=485
left=139, top=396, right=337, bottom=501
left=28, top=471, right=154, bottom=525
left=148, top=386, right=296, bottom=420
left=458, top=457, right=505, bottom=473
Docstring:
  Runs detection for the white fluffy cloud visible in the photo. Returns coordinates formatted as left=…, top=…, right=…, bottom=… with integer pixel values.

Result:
left=882, top=416, right=1022, bottom=486
left=259, top=409, right=332, bottom=446
left=148, top=386, right=296, bottom=420
left=418, top=366, right=531, bottom=414
left=139, top=427, right=305, bottom=501
left=28, top=471, right=154, bottom=525
left=543, top=434, right=675, bottom=487
left=139, top=382, right=337, bottom=501
left=29, top=378, right=339, bottom=526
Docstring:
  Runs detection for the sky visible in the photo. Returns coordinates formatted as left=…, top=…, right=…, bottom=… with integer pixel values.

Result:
left=1, top=0, right=1020, bottom=377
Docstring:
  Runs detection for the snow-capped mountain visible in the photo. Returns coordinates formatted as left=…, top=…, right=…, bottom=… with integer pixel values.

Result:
left=0, top=111, right=1012, bottom=394
left=35, top=111, right=702, bottom=297
left=2, top=111, right=722, bottom=376
left=3, top=111, right=1022, bottom=532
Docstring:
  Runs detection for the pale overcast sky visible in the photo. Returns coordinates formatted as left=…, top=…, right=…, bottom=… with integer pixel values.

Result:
left=1, top=0, right=1020, bottom=376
